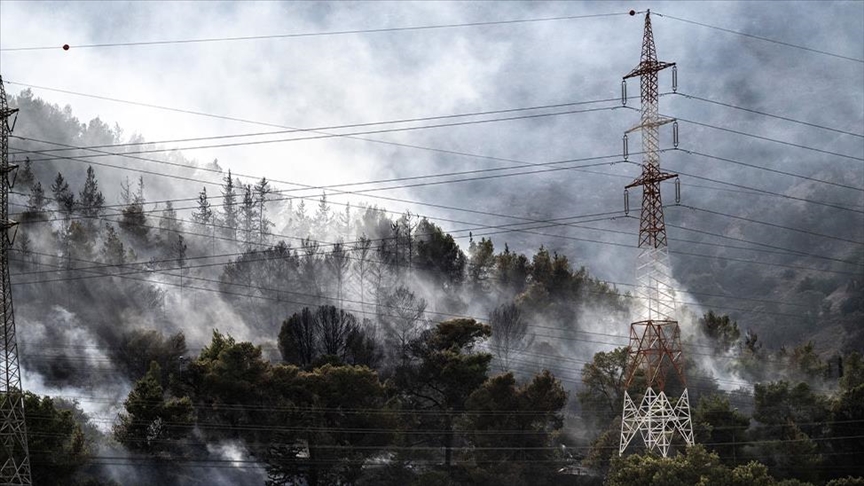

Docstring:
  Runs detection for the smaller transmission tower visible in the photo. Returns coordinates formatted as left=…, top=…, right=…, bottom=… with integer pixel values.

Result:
left=618, top=11, right=694, bottom=457
left=0, top=75, right=32, bottom=485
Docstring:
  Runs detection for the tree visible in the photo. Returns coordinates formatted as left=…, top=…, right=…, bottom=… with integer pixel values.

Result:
left=577, top=347, right=630, bottom=429
left=158, top=200, right=182, bottom=237
left=253, top=177, right=273, bottom=244
left=324, top=241, right=350, bottom=306
left=465, top=370, right=567, bottom=482
left=380, top=286, right=427, bottom=365
left=114, top=361, right=194, bottom=454
left=78, top=165, right=105, bottom=226
left=352, top=235, right=374, bottom=314
left=119, top=176, right=148, bottom=241
left=495, top=243, right=530, bottom=297
left=23, top=181, right=49, bottom=222
left=395, top=319, right=493, bottom=473
left=488, top=302, right=532, bottom=372
left=51, top=172, right=75, bottom=217
left=191, top=186, right=216, bottom=253
left=3, top=392, right=90, bottom=486
left=607, top=445, right=779, bottom=486
left=265, top=365, right=394, bottom=486
left=315, top=305, right=359, bottom=360
left=279, top=308, right=319, bottom=367
left=183, top=331, right=272, bottom=446
left=752, top=381, right=829, bottom=482
left=101, top=224, right=127, bottom=266
left=313, top=192, right=331, bottom=237
left=191, top=186, right=213, bottom=227
left=171, top=235, right=188, bottom=296
left=468, top=236, right=495, bottom=293
left=113, top=330, right=188, bottom=384
left=67, top=220, right=95, bottom=264
left=700, top=311, right=741, bottom=353
left=240, top=183, right=258, bottom=251
left=415, top=218, right=466, bottom=290
left=221, top=169, right=238, bottom=240
left=693, top=394, right=750, bottom=466
left=279, top=306, right=379, bottom=368
left=18, top=157, right=35, bottom=188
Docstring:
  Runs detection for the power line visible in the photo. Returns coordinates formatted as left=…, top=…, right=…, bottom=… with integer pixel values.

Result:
left=0, top=11, right=630, bottom=52
left=675, top=117, right=864, bottom=163
left=13, top=133, right=862, bottom=249
left=673, top=163, right=864, bottom=214
left=654, top=11, right=864, bottom=63
left=685, top=150, right=864, bottom=192
left=681, top=205, right=864, bottom=246
left=3, top=79, right=633, bottom=169
left=11, top=97, right=625, bottom=156
left=13, top=104, right=625, bottom=163
left=676, top=92, right=864, bottom=139
left=8, top=203, right=829, bottom=310
left=9, top=82, right=861, bottom=209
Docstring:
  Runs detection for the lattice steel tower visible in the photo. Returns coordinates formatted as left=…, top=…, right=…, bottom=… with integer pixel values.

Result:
left=618, top=11, right=694, bottom=457
left=0, top=75, right=32, bottom=485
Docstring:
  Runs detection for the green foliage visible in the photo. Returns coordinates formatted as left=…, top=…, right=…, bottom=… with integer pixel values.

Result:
left=395, top=319, right=493, bottom=472
left=51, top=171, right=75, bottom=216
left=112, top=329, right=187, bottom=383
left=607, top=445, right=785, bottom=486
left=78, top=165, right=105, bottom=222
left=415, top=218, right=466, bottom=289
left=839, top=352, right=864, bottom=391
left=119, top=176, right=149, bottom=241
left=266, top=364, right=394, bottom=486
left=114, top=362, right=194, bottom=454
left=468, top=236, right=495, bottom=292
left=465, top=370, right=567, bottom=479
left=578, top=347, right=629, bottom=429
left=693, top=394, right=750, bottom=466
left=700, top=311, right=741, bottom=353
left=5, top=392, right=90, bottom=486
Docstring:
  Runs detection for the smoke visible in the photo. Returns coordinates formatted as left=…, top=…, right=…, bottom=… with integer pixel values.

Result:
left=19, top=306, right=132, bottom=432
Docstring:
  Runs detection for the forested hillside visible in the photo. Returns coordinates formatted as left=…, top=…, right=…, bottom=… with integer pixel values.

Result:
left=3, top=88, right=862, bottom=485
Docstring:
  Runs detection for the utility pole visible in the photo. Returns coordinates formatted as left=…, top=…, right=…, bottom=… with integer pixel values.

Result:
left=0, top=76, right=32, bottom=484
left=618, top=11, right=694, bottom=458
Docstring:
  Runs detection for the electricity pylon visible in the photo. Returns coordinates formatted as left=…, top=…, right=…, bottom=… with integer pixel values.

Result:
left=618, top=11, right=694, bottom=457
left=0, top=75, right=32, bottom=485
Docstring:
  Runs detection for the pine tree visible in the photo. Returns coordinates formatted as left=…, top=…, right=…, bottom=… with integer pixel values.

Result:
left=240, top=184, right=258, bottom=251
left=338, top=203, right=352, bottom=238
left=191, top=187, right=213, bottom=226
left=221, top=169, right=238, bottom=240
left=102, top=224, right=126, bottom=266
left=119, top=176, right=148, bottom=241
left=159, top=201, right=181, bottom=236
left=314, top=192, right=331, bottom=235
left=50, top=172, right=75, bottom=217
left=119, top=176, right=132, bottom=205
left=18, top=157, right=34, bottom=188
left=24, top=181, right=48, bottom=222
left=253, top=177, right=273, bottom=244
left=171, top=235, right=188, bottom=298
left=192, top=186, right=216, bottom=254
left=78, top=165, right=105, bottom=225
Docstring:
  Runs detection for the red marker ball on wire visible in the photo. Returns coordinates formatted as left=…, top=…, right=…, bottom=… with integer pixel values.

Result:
left=62, top=44, right=70, bottom=50
left=629, top=10, right=636, bottom=16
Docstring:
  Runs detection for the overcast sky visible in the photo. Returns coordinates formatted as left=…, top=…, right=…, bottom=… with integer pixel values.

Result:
left=1, top=1, right=862, bottom=285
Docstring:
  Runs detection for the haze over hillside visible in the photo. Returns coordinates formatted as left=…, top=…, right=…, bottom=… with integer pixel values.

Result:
left=0, top=1, right=862, bottom=485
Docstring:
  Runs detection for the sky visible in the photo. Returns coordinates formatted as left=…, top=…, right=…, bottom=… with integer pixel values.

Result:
left=1, top=0, right=862, bottom=286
